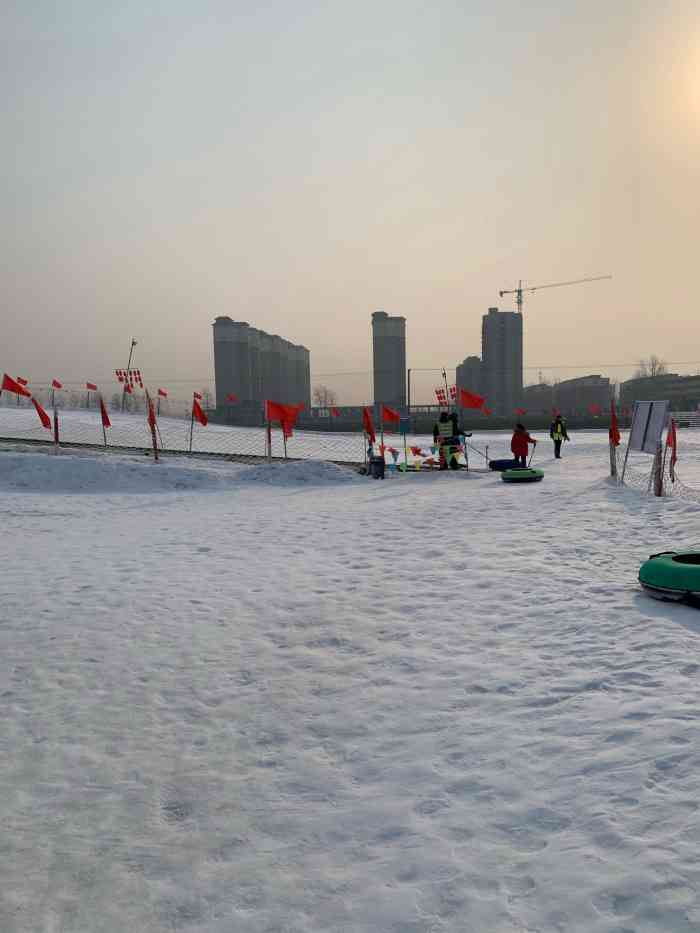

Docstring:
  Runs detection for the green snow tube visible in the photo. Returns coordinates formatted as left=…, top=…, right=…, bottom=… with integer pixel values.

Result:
left=639, top=551, right=700, bottom=603
left=501, top=467, right=544, bottom=484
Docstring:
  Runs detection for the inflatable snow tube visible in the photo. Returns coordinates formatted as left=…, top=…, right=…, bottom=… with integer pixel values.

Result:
left=501, top=467, right=544, bottom=484
left=489, top=458, right=518, bottom=472
left=639, top=551, right=700, bottom=602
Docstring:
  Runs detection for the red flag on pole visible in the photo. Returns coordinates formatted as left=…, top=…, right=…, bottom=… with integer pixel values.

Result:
left=362, top=406, right=376, bottom=443
left=147, top=393, right=157, bottom=429
left=31, top=397, right=51, bottom=429
left=330, top=406, right=340, bottom=417
left=16, top=376, right=29, bottom=386
left=52, top=378, right=63, bottom=389
left=193, top=391, right=203, bottom=400
left=459, top=388, right=486, bottom=409
left=99, top=396, right=111, bottom=428
left=264, top=400, right=301, bottom=438
left=86, top=382, right=98, bottom=391
left=381, top=404, right=401, bottom=423
left=192, top=398, right=208, bottom=426
left=1, top=373, right=32, bottom=397
left=609, top=399, right=621, bottom=447
left=157, top=387, right=168, bottom=398
left=667, top=418, right=678, bottom=462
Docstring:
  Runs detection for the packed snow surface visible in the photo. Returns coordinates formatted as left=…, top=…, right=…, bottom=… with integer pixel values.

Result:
left=2, top=437, right=700, bottom=932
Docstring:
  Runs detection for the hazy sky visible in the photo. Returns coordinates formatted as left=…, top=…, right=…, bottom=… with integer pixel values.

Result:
left=3, top=1, right=699, bottom=401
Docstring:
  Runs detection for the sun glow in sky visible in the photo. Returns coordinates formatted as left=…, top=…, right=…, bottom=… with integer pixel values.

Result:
left=2, top=1, right=699, bottom=402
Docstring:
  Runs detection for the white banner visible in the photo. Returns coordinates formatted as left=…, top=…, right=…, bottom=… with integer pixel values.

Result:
left=628, top=400, right=669, bottom=454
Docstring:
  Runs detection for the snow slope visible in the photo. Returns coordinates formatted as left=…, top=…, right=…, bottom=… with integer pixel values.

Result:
left=1, top=442, right=700, bottom=932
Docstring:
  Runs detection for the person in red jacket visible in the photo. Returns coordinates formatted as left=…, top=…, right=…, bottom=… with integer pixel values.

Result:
left=511, top=423, right=537, bottom=468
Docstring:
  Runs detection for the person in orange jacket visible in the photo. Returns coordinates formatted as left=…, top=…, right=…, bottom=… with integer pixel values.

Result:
left=510, top=423, right=536, bottom=468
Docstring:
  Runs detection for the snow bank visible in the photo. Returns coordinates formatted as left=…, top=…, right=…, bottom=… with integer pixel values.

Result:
left=0, top=449, right=361, bottom=494
left=236, top=458, right=362, bottom=486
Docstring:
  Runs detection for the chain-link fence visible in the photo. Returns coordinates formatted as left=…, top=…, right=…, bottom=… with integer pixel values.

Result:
left=613, top=428, right=700, bottom=503
left=0, top=401, right=501, bottom=471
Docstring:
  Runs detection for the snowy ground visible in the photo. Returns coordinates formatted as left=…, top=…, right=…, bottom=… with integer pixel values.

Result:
left=2, top=438, right=700, bottom=932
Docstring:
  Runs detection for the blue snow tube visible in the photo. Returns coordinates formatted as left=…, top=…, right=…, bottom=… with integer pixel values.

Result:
left=489, top=458, right=518, bottom=472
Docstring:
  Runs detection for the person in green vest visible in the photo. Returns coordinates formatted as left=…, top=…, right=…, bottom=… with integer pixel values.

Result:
left=549, top=414, right=570, bottom=459
left=433, top=411, right=471, bottom=470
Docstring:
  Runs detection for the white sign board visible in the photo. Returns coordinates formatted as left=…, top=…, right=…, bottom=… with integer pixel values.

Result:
left=628, top=400, right=669, bottom=454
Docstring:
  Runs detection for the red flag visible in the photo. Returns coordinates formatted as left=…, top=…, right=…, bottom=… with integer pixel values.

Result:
left=264, top=400, right=301, bottom=437
left=125, top=383, right=134, bottom=394
left=434, top=387, right=447, bottom=405
left=362, top=406, right=376, bottom=443
left=459, top=388, right=486, bottom=409
left=666, top=418, right=678, bottom=465
left=609, top=399, right=621, bottom=447
left=482, top=406, right=493, bottom=416
left=192, top=398, right=208, bottom=426
left=86, top=382, right=98, bottom=391
left=99, top=396, right=111, bottom=428
left=588, top=403, right=602, bottom=416
left=225, top=393, right=238, bottom=402
left=1, top=373, right=32, bottom=397
left=193, top=391, right=203, bottom=400
left=147, top=393, right=157, bottom=429
left=410, top=446, right=424, bottom=456
left=515, top=407, right=527, bottom=416
left=157, top=388, right=168, bottom=398
left=330, top=406, right=340, bottom=417
left=52, top=378, right=63, bottom=389
left=16, top=376, right=29, bottom=386
left=32, top=397, right=51, bottom=429
left=381, top=404, right=401, bottom=423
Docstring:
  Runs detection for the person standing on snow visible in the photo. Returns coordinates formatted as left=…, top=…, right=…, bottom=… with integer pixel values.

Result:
left=433, top=411, right=471, bottom=470
left=549, top=414, right=569, bottom=459
left=511, top=423, right=536, bottom=468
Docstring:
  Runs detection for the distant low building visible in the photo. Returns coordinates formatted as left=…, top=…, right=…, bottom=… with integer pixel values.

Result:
left=554, top=375, right=611, bottom=416
left=521, top=382, right=555, bottom=414
left=620, top=373, right=700, bottom=411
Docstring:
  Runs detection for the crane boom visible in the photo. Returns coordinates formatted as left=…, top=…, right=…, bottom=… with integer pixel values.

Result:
left=499, top=274, right=612, bottom=313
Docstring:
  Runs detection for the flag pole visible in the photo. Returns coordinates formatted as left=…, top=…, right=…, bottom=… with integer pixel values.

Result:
left=189, top=397, right=195, bottom=453
left=122, top=337, right=137, bottom=412
left=53, top=408, right=59, bottom=452
left=98, top=394, right=106, bottom=446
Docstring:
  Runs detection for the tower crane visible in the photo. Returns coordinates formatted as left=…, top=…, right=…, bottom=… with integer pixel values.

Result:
left=499, top=274, right=612, bottom=314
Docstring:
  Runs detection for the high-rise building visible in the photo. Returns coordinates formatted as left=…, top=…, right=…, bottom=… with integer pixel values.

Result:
left=212, top=317, right=310, bottom=410
left=372, top=311, right=406, bottom=408
left=456, top=356, right=482, bottom=397
left=481, top=307, right=523, bottom=415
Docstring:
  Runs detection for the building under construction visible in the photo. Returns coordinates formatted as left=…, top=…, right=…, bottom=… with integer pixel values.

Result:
left=212, top=317, right=310, bottom=411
